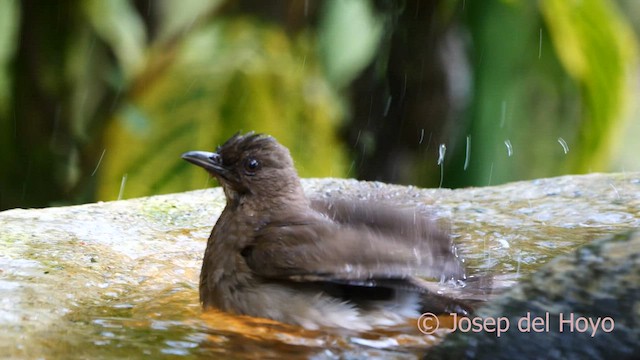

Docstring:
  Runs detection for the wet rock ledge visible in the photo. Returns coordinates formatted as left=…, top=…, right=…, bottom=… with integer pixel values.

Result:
left=1, top=172, right=639, bottom=358
left=427, top=230, right=640, bottom=360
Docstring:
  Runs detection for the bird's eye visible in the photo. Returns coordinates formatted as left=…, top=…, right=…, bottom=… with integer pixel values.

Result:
left=243, top=157, right=260, bottom=174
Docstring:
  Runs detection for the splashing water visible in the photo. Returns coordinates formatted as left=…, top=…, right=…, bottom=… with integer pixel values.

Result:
left=538, top=28, right=543, bottom=59
left=118, top=174, right=128, bottom=200
left=464, top=135, right=471, bottom=171
left=438, top=144, right=446, bottom=188
left=437, top=144, right=446, bottom=166
left=557, top=137, right=569, bottom=154
left=91, top=149, right=107, bottom=177
left=504, top=140, right=513, bottom=157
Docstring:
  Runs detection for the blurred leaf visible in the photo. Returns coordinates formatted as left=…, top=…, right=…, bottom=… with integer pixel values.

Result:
left=319, top=0, right=383, bottom=88
left=541, top=0, right=637, bottom=171
left=449, top=0, right=636, bottom=188
left=65, top=28, right=115, bottom=140
left=457, top=0, right=547, bottom=186
left=83, top=0, right=147, bottom=81
left=0, top=0, right=19, bottom=115
left=97, top=18, right=347, bottom=200
left=156, top=0, right=224, bottom=42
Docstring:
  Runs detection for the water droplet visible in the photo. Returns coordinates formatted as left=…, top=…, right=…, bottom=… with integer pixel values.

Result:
left=557, top=137, right=569, bottom=154
left=464, top=135, right=471, bottom=170
left=437, top=144, right=446, bottom=166
left=504, top=140, right=513, bottom=157
left=438, top=144, right=446, bottom=188
left=91, top=149, right=107, bottom=177
left=118, top=174, right=128, bottom=200
left=383, top=96, right=392, bottom=117
left=609, top=183, right=621, bottom=199
left=538, top=28, right=543, bottom=59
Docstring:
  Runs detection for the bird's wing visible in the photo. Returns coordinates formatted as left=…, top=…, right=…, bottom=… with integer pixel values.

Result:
left=243, top=209, right=465, bottom=283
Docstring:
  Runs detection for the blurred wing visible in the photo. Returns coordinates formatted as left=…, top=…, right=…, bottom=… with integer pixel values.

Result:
left=243, top=207, right=464, bottom=283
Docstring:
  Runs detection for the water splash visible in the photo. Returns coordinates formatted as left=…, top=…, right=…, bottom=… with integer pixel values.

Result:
left=118, top=174, right=128, bottom=200
left=538, top=28, right=542, bottom=59
left=500, top=101, right=507, bottom=128
left=464, top=135, right=471, bottom=171
left=557, top=137, right=569, bottom=154
left=488, top=162, right=494, bottom=186
left=438, top=144, right=446, bottom=188
left=438, top=144, right=446, bottom=166
left=609, top=183, right=621, bottom=199
left=504, top=140, right=513, bottom=157
left=91, top=149, right=107, bottom=177
left=383, top=96, right=392, bottom=117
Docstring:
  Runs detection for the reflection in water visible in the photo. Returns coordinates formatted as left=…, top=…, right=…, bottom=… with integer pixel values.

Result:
left=55, top=285, right=455, bottom=359
left=45, top=227, right=604, bottom=358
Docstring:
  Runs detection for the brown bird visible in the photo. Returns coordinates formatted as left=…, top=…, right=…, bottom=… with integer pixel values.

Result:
left=182, top=132, right=471, bottom=331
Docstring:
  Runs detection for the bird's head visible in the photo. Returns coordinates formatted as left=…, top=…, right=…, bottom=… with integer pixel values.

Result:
left=182, top=132, right=305, bottom=207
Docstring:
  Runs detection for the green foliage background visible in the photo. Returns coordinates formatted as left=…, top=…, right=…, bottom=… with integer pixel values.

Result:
left=447, top=0, right=637, bottom=187
left=98, top=18, right=346, bottom=200
left=0, top=0, right=638, bottom=209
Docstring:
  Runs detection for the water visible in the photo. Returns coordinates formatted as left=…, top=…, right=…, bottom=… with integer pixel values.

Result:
left=42, top=289, right=447, bottom=359
left=2, top=175, right=639, bottom=359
